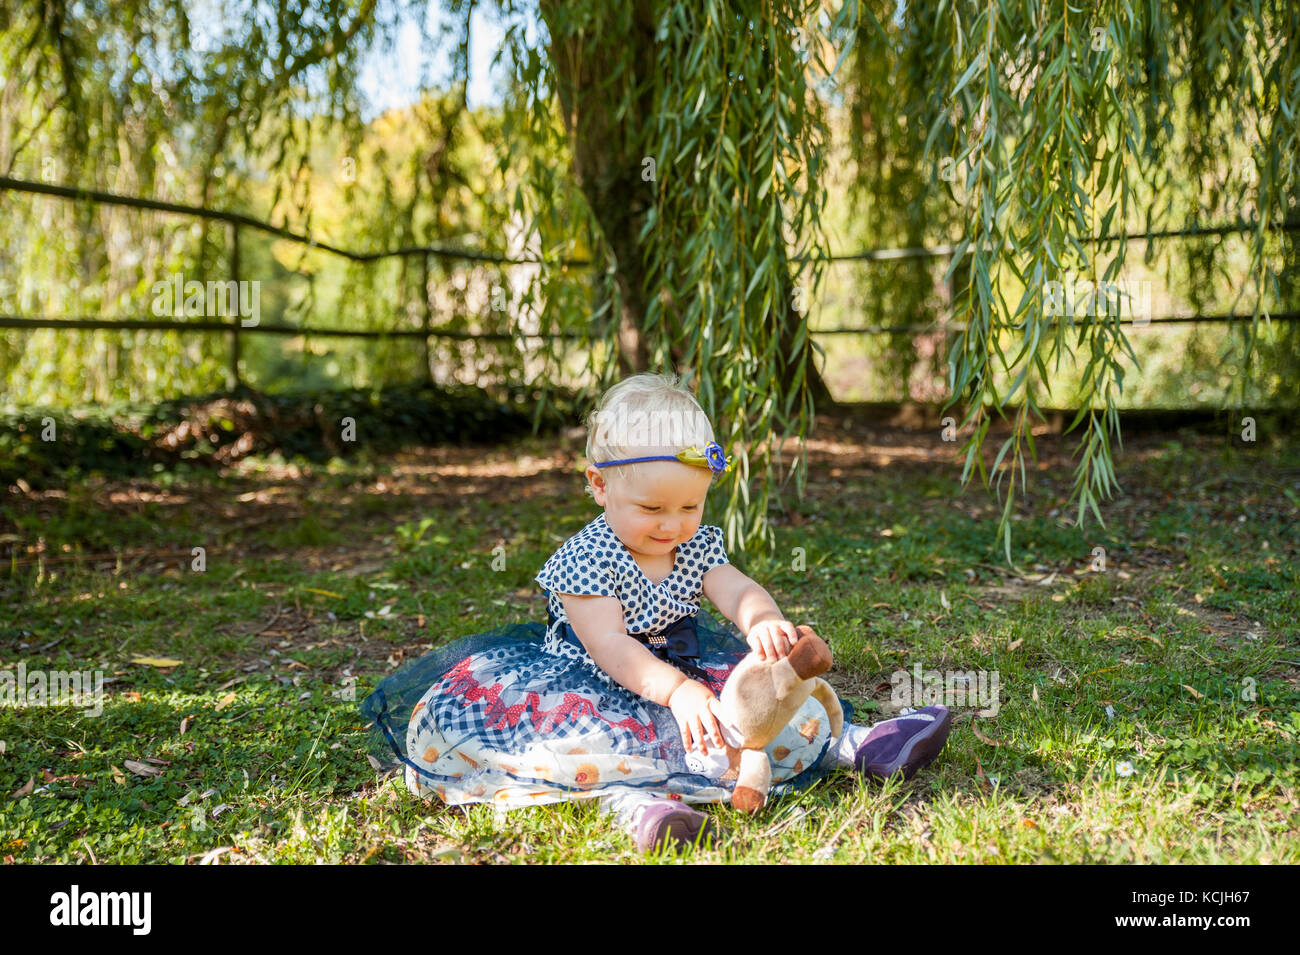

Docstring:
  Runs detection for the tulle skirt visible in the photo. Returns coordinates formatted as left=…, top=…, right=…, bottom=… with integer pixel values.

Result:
left=359, top=609, right=853, bottom=810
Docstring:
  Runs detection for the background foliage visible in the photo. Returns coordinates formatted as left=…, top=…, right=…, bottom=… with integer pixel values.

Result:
left=1, top=0, right=1296, bottom=561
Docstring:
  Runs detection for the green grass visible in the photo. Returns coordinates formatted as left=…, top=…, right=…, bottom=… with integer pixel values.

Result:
left=1, top=425, right=1297, bottom=863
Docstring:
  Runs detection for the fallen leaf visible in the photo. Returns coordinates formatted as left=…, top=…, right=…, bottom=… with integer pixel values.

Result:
left=111, top=766, right=126, bottom=785
left=301, top=587, right=344, bottom=599
left=124, top=760, right=163, bottom=778
left=9, top=778, right=33, bottom=800
left=969, top=713, right=1008, bottom=747
left=132, top=657, right=184, bottom=668
left=1181, top=684, right=1205, bottom=699
left=1007, top=638, right=1023, bottom=652
left=180, top=716, right=191, bottom=735
left=122, top=691, right=141, bottom=703
left=50, top=774, right=91, bottom=789
left=214, top=692, right=237, bottom=711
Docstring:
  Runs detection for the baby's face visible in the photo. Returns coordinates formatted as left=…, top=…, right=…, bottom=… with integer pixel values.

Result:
left=586, top=459, right=714, bottom=559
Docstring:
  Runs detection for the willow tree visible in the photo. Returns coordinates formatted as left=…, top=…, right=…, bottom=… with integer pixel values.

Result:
left=846, top=0, right=1299, bottom=559
left=6, top=0, right=1297, bottom=563
left=495, top=0, right=855, bottom=555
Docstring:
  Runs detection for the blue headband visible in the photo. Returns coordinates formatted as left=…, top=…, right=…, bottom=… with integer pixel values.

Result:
left=592, top=441, right=736, bottom=475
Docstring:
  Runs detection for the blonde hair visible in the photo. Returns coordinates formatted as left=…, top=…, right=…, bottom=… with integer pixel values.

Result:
left=584, top=372, right=717, bottom=494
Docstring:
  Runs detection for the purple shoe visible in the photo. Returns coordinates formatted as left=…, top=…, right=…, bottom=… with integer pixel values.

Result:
left=854, top=705, right=953, bottom=781
left=633, top=799, right=717, bottom=853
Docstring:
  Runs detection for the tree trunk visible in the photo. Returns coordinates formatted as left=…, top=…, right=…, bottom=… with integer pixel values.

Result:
left=540, top=1, right=835, bottom=407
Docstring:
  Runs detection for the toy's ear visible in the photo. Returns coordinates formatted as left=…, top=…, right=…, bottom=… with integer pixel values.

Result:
left=787, top=626, right=833, bottom=680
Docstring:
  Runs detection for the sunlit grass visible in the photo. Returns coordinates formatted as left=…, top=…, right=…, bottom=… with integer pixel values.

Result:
left=1, top=427, right=1297, bottom=863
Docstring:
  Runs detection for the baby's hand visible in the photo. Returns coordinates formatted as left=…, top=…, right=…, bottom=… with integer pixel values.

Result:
left=746, top=620, right=800, bottom=661
left=668, top=679, right=724, bottom=755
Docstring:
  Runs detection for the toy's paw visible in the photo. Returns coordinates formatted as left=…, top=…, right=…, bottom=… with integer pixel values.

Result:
left=731, top=785, right=767, bottom=813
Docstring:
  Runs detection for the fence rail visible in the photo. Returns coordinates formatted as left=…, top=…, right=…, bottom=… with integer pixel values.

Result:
left=0, top=315, right=586, bottom=341
left=1, top=174, right=1296, bottom=390
left=5, top=176, right=1295, bottom=265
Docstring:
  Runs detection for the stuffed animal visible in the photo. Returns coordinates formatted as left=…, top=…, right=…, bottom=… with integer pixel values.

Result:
left=691, top=625, right=844, bottom=813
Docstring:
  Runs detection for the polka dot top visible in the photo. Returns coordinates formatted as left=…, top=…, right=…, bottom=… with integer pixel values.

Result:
left=534, top=513, right=731, bottom=645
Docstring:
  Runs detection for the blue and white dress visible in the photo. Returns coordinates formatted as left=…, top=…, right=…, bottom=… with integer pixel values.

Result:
left=360, top=513, right=851, bottom=809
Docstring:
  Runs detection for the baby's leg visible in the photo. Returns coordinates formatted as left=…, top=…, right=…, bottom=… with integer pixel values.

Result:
left=597, top=786, right=716, bottom=853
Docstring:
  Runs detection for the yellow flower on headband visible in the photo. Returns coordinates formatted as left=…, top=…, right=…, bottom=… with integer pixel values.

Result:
left=593, top=440, right=736, bottom=474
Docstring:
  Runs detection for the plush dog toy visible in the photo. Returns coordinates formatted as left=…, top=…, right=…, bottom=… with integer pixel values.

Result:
left=698, top=625, right=844, bottom=813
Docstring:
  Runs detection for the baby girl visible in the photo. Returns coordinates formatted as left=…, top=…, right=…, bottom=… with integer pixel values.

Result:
left=360, top=372, right=952, bottom=852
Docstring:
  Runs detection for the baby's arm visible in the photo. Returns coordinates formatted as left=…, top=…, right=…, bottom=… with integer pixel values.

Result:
left=701, top=564, right=799, bottom=659
left=560, top=593, right=724, bottom=751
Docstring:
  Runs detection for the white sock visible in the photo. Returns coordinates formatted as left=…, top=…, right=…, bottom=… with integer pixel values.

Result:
left=834, top=722, right=874, bottom=767
left=596, top=786, right=668, bottom=831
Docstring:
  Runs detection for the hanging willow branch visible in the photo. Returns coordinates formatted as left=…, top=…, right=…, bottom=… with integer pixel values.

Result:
left=500, top=0, right=857, bottom=556
left=850, top=0, right=1299, bottom=564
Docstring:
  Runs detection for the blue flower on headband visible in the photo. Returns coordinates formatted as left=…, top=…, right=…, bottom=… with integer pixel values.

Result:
left=704, top=442, right=728, bottom=473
